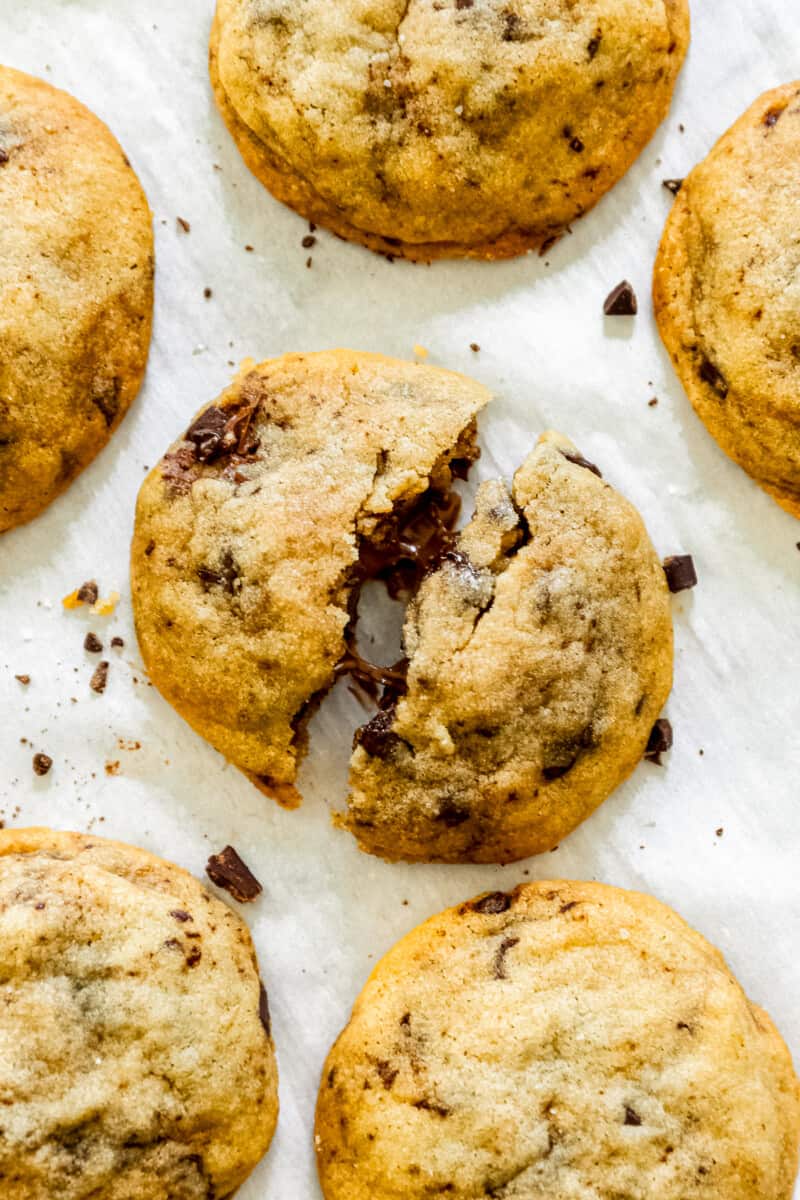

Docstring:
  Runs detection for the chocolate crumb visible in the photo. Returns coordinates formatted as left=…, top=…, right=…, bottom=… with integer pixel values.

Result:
left=662, top=178, right=683, bottom=195
left=15, top=674, right=30, bottom=685
left=716, top=827, right=724, bottom=838
left=244, top=244, right=254, bottom=252
left=624, top=1106, right=643, bottom=1127
left=206, top=845, right=263, bottom=903
left=648, top=396, right=658, bottom=407
left=306, top=256, right=313, bottom=268
left=644, top=717, right=672, bottom=764
left=33, top=753, right=52, bottom=776
left=177, top=216, right=190, bottom=233
left=84, top=632, right=104, bottom=653
left=77, top=580, right=99, bottom=604
left=170, top=909, right=192, bottom=922
left=560, top=449, right=602, bottom=478
left=90, top=661, right=109, bottom=694
left=663, top=554, right=697, bottom=593
left=204, top=287, right=212, bottom=299
left=569, top=135, right=585, bottom=153
left=603, top=280, right=638, bottom=316
left=470, top=342, right=480, bottom=352
left=144, top=539, right=155, bottom=556
left=302, top=234, right=316, bottom=249
left=259, top=983, right=272, bottom=1037
left=111, top=636, right=125, bottom=648
left=309, top=221, right=316, bottom=232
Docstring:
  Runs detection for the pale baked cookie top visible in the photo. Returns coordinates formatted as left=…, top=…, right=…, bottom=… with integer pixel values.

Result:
left=654, top=82, right=800, bottom=518
left=131, top=350, right=488, bottom=805
left=0, top=828, right=277, bottom=1199
left=316, top=880, right=800, bottom=1200
left=344, top=433, right=673, bottom=863
left=0, top=67, right=154, bottom=532
left=211, top=0, right=689, bottom=259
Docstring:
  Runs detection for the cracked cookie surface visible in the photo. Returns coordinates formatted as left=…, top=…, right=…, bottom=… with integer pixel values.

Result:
left=316, top=880, right=800, bottom=1200
left=210, top=0, right=689, bottom=260
left=0, top=828, right=277, bottom=1199
left=344, top=433, right=673, bottom=863
left=131, top=350, right=488, bottom=805
left=654, top=82, right=800, bottom=518
left=0, top=66, right=154, bottom=532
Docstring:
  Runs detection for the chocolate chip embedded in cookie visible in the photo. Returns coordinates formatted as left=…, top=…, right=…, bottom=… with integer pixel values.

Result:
left=654, top=82, right=800, bottom=517
left=343, top=432, right=673, bottom=863
left=316, top=880, right=800, bottom=1200
left=131, top=350, right=489, bottom=806
left=209, top=0, right=689, bottom=261
left=0, top=67, right=154, bottom=533
left=0, top=827, right=278, bottom=1199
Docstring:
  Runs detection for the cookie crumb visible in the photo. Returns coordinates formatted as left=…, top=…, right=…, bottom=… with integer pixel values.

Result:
left=14, top=674, right=30, bottom=685
left=648, top=397, right=658, bottom=407
left=84, top=632, right=103, bottom=653
left=603, top=280, right=637, bottom=316
left=32, top=753, right=52, bottom=777
left=176, top=216, right=190, bottom=233
left=413, top=345, right=429, bottom=359
left=469, top=342, right=480, bottom=352
left=206, top=846, right=263, bottom=903
left=90, top=661, right=109, bottom=694
left=92, top=591, right=120, bottom=616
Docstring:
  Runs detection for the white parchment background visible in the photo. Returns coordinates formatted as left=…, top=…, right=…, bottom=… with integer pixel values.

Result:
left=1, top=2, right=799, bottom=1195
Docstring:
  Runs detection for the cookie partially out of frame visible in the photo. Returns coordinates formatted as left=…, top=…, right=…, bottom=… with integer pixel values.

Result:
left=654, top=82, right=800, bottom=517
left=317, top=880, right=800, bottom=1200
left=0, top=828, right=277, bottom=1199
left=210, top=0, right=689, bottom=261
left=343, top=433, right=673, bottom=863
left=131, top=350, right=489, bottom=806
left=0, top=66, right=154, bottom=532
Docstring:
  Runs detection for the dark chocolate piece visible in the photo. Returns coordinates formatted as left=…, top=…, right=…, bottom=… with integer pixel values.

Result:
left=84, top=632, right=103, bottom=653
left=603, top=280, right=638, bottom=316
left=206, top=845, right=263, bottom=903
left=624, top=1106, right=643, bottom=1127
left=662, top=178, right=683, bottom=195
left=663, top=554, right=697, bottom=593
left=77, top=580, right=99, bottom=605
left=111, top=636, right=125, bottom=648
left=644, top=717, right=673, bottom=764
left=471, top=891, right=512, bottom=915
left=698, top=357, right=728, bottom=398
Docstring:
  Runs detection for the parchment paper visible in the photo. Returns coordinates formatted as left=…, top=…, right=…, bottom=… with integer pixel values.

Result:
left=1, top=3, right=799, bottom=1195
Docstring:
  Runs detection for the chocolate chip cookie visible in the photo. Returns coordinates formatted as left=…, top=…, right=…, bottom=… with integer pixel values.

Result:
left=0, top=66, right=154, bottom=532
left=344, top=433, right=673, bottom=863
left=316, top=880, right=800, bottom=1200
left=131, top=350, right=488, bottom=806
left=0, top=828, right=278, bottom=1199
left=654, top=83, right=800, bottom=517
left=210, top=0, right=689, bottom=261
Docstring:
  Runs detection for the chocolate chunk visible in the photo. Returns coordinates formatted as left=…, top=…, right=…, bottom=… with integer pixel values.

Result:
left=436, top=798, right=470, bottom=827
left=492, top=935, right=520, bottom=979
left=15, top=674, right=30, bottom=685
left=662, top=177, right=683, bottom=195
left=89, top=661, right=109, bottom=694
left=624, top=1106, right=642, bottom=1127
left=185, top=947, right=202, bottom=968
left=698, top=357, right=728, bottom=398
left=603, top=280, right=638, bottom=315
left=560, top=449, right=602, bottom=477
left=185, top=407, right=228, bottom=460
left=644, top=717, right=673, bottom=764
left=206, top=845, right=263, bottom=903
left=144, top=540, right=155, bottom=557
left=471, top=891, right=512, bottom=915
left=170, top=909, right=192, bottom=922
left=259, top=983, right=272, bottom=1037
left=502, top=10, right=524, bottom=41
left=353, top=708, right=403, bottom=759
left=413, top=1098, right=451, bottom=1118
left=469, top=342, right=480, bottom=352
left=77, top=580, right=99, bottom=605
left=176, top=216, right=191, bottom=233
left=376, top=1060, right=398, bottom=1089
left=455, top=0, right=474, bottom=8
left=203, top=287, right=212, bottom=299
left=569, top=135, right=585, bottom=153
left=0, top=148, right=8, bottom=165
left=111, top=636, right=125, bottom=648
left=663, top=554, right=697, bottom=593
left=587, top=33, right=602, bottom=59
left=33, top=753, right=52, bottom=776
left=763, top=105, right=785, bottom=128
left=84, top=632, right=103, bottom=653
left=197, top=549, right=241, bottom=595
left=301, top=234, right=316, bottom=248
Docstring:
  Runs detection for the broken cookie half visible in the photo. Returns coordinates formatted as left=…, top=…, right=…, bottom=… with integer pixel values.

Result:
left=343, top=432, right=674, bottom=863
left=130, top=350, right=488, bottom=806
